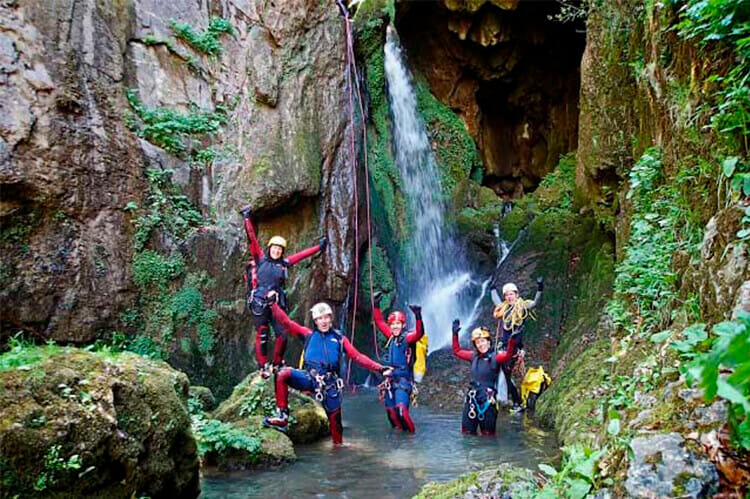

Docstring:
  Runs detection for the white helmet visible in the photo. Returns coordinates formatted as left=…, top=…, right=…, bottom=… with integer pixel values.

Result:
left=502, top=283, right=519, bottom=295
left=310, top=302, right=333, bottom=320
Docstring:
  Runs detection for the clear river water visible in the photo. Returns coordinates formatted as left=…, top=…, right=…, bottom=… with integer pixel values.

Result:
left=200, top=390, right=558, bottom=498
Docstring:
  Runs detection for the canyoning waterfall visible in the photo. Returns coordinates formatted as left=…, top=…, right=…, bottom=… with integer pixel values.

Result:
left=384, top=27, right=486, bottom=351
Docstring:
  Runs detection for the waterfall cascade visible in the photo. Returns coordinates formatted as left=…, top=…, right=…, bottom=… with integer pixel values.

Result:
left=383, top=28, right=504, bottom=351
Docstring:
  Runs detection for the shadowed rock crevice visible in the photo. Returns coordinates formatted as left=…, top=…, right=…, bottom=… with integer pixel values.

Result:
left=395, top=0, right=585, bottom=198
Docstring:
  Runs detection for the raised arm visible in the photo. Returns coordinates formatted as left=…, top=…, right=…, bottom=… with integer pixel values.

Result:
left=242, top=211, right=264, bottom=261
left=286, top=237, right=327, bottom=266
left=490, top=286, right=502, bottom=306
left=494, top=336, right=518, bottom=364
left=451, top=320, right=473, bottom=362
left=270, top=302, right=311, bottom=339
left=405, top=305, right=423, bottom=344
left=372, top=305, right=393, bottom=338
left=342, top=337, right=383, bottom=372
left=526, top=278, right=544, bottom=310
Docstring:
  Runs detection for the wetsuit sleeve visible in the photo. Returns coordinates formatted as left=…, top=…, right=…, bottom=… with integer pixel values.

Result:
left=490, top=288, right=502, bottom=306
left=286, top=244, right=322, bottom=266
left=526, top=290, right=542, bottom=310
left=243, top=218, right=264, bottom=261
left=494, top=336, right=518, bottom=364
left=270, top=303, right=310, bottom=339
left=452, top=332, right=473, bottom=362
left=342, top=337, right=383, bottom=372
left=372, top=306, right=393, bottom=338
left=405, top=318, right=424, bottom=344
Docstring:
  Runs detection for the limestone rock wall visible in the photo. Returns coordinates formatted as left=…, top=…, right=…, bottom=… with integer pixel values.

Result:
left=0, top=0, right=360, bottom=398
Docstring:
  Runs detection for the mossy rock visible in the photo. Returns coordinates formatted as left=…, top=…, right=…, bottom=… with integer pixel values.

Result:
left=0, top=346, right=199, bottom=497
left=189, top=385, right=217, bottom=411
left=213, top=371, right=329, bottom=444
left=415, top=463, right=538, bottom=499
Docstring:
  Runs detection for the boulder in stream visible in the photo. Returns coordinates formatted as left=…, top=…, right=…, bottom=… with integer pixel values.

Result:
left=213, top=371, right=330, bottom=445
left=0, top=344, right=199, bottom=497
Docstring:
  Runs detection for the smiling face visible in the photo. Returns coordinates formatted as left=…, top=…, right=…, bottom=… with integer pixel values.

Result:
left=314, top=313, right=333, bottom=332
left=504, top=290, right=518, bottom=304
left=474, top=337, right=491, bottom=354
left=269, top=245, right=284, bottom=259
left=389, top=321, right=404, bottom=336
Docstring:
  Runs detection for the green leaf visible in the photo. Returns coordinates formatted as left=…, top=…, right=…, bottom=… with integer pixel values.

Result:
left=564, top=478, right=592, bottom=499
left=538, top=463, right=558, bottom=477
left=717, top=378, right=750, bottom=412
left=722, top=156, right=739, bottom=177
left=650, top=330, right=672, bottom=343
left=608, top=417, right=621, bottom=436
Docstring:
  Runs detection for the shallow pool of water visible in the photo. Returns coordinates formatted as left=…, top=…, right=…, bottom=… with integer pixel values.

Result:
left=201, top=390, right=557, bottom=498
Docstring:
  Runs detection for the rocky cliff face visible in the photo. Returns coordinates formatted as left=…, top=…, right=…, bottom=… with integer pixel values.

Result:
left=0, top=0, right=361, bottom=398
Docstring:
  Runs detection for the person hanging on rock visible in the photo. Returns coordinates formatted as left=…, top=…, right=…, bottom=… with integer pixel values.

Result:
left=451, top=319, right=518, bottom=435
left=489, top=277, right=543, bottom=410
left=263, top=300, right=392, bottom=444
left=371, top=291, right=424, bottom=433
left=241, top=206, right=327, bottom=376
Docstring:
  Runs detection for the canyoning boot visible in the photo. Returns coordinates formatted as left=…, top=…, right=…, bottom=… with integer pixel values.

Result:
left=263, top=409, right=289, bottom=433
left=261, top=362, right=273, bottom=379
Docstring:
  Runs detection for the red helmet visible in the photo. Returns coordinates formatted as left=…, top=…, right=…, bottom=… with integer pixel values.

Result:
left=387, top=310, right=406, bottom=324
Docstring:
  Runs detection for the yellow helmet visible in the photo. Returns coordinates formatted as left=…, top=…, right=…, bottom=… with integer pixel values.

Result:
left=267, top=235, right=287, bottom=249
left=470, top=327, right=491, bottom=343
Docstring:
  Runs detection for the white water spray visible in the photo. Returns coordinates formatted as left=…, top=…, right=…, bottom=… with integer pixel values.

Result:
left=383, top=28, right=491, bottom=351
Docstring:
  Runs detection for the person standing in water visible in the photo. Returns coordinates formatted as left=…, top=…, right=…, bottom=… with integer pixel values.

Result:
left=489, top=278, right=543, bottom=409
left=372, top=291, right=424, bottom=433
left=263, top=300, right=392, bottom=445
left=451, top=320, right=518, bottom=435
left=241, top=206, right=327, bottom=376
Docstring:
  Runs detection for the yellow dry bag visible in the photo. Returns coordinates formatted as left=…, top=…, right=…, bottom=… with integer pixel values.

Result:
left=413, top=334, right=428, bottom=383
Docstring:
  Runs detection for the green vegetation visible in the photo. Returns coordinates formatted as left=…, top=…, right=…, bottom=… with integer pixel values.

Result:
left=537, top=445, right=605, bottom=499
left=675, top=0, right=750, bottom=150
left=126, top=90, right=227, bottom=159
left=34, top=445, right=83, bottom=492
left=608, top=147, right=703, bottom=337
left=359, top=242, right=396, bottom=310
left=414, top=77, right=482, bottom=196
left=668, top=312, right=750, bottom=450
left=123, top=166, right=218, bottom=361
left=188, top=395, right=263, bottom=462
left=169, top=17, right=236, bottom=57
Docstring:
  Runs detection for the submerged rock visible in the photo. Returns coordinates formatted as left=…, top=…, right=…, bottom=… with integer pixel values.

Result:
left=625, top=433, right=718, bottom=498
left=415, top=462, right=537, bottom=499
left=0, top=346, right=199, bottom=497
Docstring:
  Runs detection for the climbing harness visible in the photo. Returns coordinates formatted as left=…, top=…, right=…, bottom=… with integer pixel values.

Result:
left=312, top=371, right=344, bottom=403
left=466, top=388, right=495, bottom=421
left=377, top=377, right=393, bottom=403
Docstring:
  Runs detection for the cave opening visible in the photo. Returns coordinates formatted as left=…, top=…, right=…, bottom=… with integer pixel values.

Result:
left=395, top=0, right=586, bottom=198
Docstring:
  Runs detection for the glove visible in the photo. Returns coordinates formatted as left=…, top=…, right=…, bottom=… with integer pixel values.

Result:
left=372, top=291, right=383, bottom=308
left=241, top=205, right=252, bottom=219
left=452, top=319, right=461, bottom=335
left=409, top=304, right=422, bottom=320
left=536, top=277, right=544, bottom=291
left=319, top=236, right=328, bottom=252
left=266, top=290, right=279, bottom=303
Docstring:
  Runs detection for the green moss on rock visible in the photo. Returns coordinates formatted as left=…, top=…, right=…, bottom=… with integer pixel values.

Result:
left=0, top=345, right=198, bottom=497
left=213, top=371, right=329, bottom=445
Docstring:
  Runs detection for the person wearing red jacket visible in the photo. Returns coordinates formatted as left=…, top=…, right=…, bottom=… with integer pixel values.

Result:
left=263, top=301, right=392, bottom=444
left=452, top=319, right=518, bottom=435
left=372, top=291, right=423, bottom=432
left=241, top=206, right=326, bottom=375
